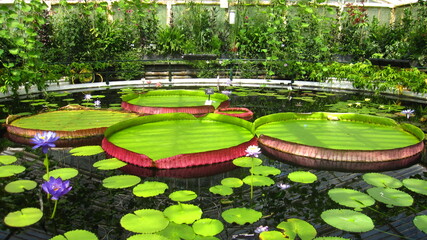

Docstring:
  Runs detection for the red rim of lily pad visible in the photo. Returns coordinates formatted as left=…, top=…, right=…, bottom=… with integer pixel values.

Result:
left=214, top=107, right=254, bottom=120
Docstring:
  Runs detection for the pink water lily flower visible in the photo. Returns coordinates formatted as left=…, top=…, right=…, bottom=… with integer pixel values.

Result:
left=245, top=145, right=261, bottom=158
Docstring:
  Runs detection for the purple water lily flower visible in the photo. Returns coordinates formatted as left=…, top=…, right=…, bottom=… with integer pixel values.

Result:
left=254, top=225, right=269, bottom=234
left=245, top=145, right=261, bottom=158
left=42, top=176, right=72, bottom=200
left=401, top=109, right=415, bottom=119
left=31, top=131, right=59, bottom=154
left=94, top=99, right=101, bottom=108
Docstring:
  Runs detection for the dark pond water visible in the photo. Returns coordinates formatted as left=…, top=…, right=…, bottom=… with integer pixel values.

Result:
left=0, top=86, right=426, bottom=240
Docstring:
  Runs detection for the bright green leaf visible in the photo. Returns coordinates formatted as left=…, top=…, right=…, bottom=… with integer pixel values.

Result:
left=102, top=175, right=141, bottom=189
left=120, top=209, right=169, bottom=234
left=5, top=180, right=37, bottom=193
left=221, top=207, right=262, bottom=225
left=4, top=207, right=43, bottom=227
left=133, top=181, right=169, bottom=197
left=321, top=209, right=374, bottom=232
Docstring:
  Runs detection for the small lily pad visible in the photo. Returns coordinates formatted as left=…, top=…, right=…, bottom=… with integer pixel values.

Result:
left=250, top=166, right=281, bottom=176
left=259, top=231, right=287, bottom=239
left=362, top=173, right=403, bottom=188
left=403, top=178, right=427, bottom=195
left=133, top=181, right=169, bottom=197
left=50, top=230, right=98, bottom=240
left=5, top=180, right=37, bottom=193
left=93, top=158, right=127, bottom=170
left=313, top=237, right=351, bottom=240
left=163, top=203, right=203, bottom=224
left=103, top=175, right=141, bottom=189
left=366, top=187, right=413, bottom=207
left=321, top=209, right=374, bottom=232
left=413, top=215, right=427, bottom=234
left=127, top=234, right=170, bottom=240
left=169, top=190, right=197, bottom=202
left=158, top=222, right=195, bottom=240
left=43, top=168, right=79, bottom=181
left=242, top=175, right=275, bottom=187
left=277, top=218, right=317, bottom=240
left=209, top=185, right=233, bottom=196
left=288, top=171, right=317, bottom=183
left=221, top=177, right=243, bottom=188
left=120, top=209, right=169, bottom=233
left=221, top=207, right=262, bottom=225
left=192, top=218, right=224, bottom=236
left=0, top=165, right=26, bottom=178
left=328, top=188, right=375, bottom=210
left=4, top=207, right=43, bottom=227
left=232, top=157, right=263, bottom=167
left=0, top=155, right=17, bottom=165
left=69, top=145, right=104, bottom=156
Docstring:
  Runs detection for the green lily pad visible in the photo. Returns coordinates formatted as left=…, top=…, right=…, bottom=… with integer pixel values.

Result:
left=242, top=175, right=275, bottom=187
left=127, top=234, right=170, bottom=240
left=313, top=237, right=351, bottom=240
left=328, top=188, right=375, bottom=210
left=221, top=207, right=262, bottom=225
left=232, top=157, right=263, bottom=167
left=43, top=168, right=79, bottom=181
left=277, top=218, right=317, bottom=240
left=209, top=185, right=233, bottom=196
left=4, top=207, right=43, bottom=227
left=69, top=145, right=104, bottom=156
left=193, top=236, right=220, bottom=240
left=163, top=203, right=203, bottom=224
left=321, top=209, right=374, bottom=232
left=50, top=230, right=98, bottom=240
left=413, top=215, right=427, bottom=234
left=362, top=173, right=403, bottom=188
left=169, top=190, right=197, bottom=202
left=259, top=231, right=287, bottom=239
left=0, top=165, right=26, bottom=177
left=93, top=158, right=127, bottom=170
left=133, top=181, right=169, bottom=197
left=158, top=222, right=195, bottom=240
left=366, top=187, right=413, bottom=207
left=103, top=175, right=141, bottom=189
left=120, top=209, right=169, bottom=233
left=403, top=178, right=427, bottom=195
left=192, top=218, right=224, bottom=237
left=5, top=180, right=37, bottom=193
left=288, top=171, right=317, bottom=183
left=221, top=177, right=243, bottom=188
left=0, top=155, right=17, bottom=165
left=250, top=166, right=281, bottom=176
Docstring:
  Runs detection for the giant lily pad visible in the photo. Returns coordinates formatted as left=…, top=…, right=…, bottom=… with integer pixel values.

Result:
left=0, top=165, right=25, bottom=177
left=5, top=180, right=37, bottom=193
left=133, top=181, right=169, bottom=197
left=50, top=230, right=98, bottom=240
left=120, top=209, right=169, bottom=233
left=163, top=203, right=203, bottom=224
left=102, top=175, right=141, bottom=189
left=413, top=215, right=427, bottom=234
left=321, top=209, right=374, bottom=232
left=221, top=207, right=262, bottom=225
left=277, top=218, right=317, bottom=240
left=362, top=173, right=403, bottom=188
left=366, top=187, right=413, bottom=207
left=328, top=188, right=375, bottom=210
left=403, top=178, right=427, bottom=195
left=192, top=218, right=224, bottom=236
left=4, top=207, right=43, bottom=227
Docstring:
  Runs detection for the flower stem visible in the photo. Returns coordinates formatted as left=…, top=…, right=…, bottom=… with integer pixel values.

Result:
left=43, top=154, right=50, bottom=178
left=250, top=157, right=254, bottom=200
left=50, top=200, right=58, bottom=219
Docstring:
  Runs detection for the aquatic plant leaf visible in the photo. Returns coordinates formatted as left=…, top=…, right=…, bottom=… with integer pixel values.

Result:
left=362, top=173, right=403, bottom=188
left=209, top=185, right=233, bottom=196
left=259, top=231, right=287, bottom=239
left=277, top=218, right=317, bottom=240
left=192, top=218, right=224, bottom=236
left=0, top=165, right=26, bottom=178
left=93, top=158, right=127, bottom=170
left=169, top=190, right=197, bottom=202
left=250, top=165, right=281, bottom=176
left=126, top=234, right=170, bottom=240
left=163, top=203, right=203, bottom=224
left=120, top=209, right=169, bottom=233
left=5, top=180, right=37, bottom=193
left=221, top=177, right=243, bottom=188
left=221, top=207, right=262, bottom=225
left=288, top=171, right=317, bottom=183
left=328, top=188, right=375, bottom=210
left=403, top=178, right=427, bottom=195
left=50, top=229, right=98, bottom=240
left=133, top=181, right=169, bottom=197
left=232, top=157, right=263, bottom=167
left=43, top=168, right=79, bottom=181
left=313, top=237, right=351, bottom=240
left=158, top=222, right=195, bottom=240
left=69, top=145, right=104, bottom=156
left=243, top=175, right=275, bottom=187
left=0, top=155, right=17, bottom=165
left=4, top=207, right=43, bottom=227
left=102, top=175, right=141, bottom=189
left=321, top=209, right=374, bottom=232
left=413, top=215, right=427, bottom=234
left=366, top=187, right=413, bottom=207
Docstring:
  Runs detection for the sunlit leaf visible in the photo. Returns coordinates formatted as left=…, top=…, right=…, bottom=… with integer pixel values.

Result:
left=221, top=207, right=262, bottom=225
left=321, top=209, right=374, bottom=232
left=93, top=158, right=127, bottom=170
left=313, top=237, right=351, bottom=240
left=366, top=187, right=413, bottom=207
left=0, top=155, right=17, bottom=165
left=50, top=230, right=98, bottom=240
left=193, top=218, right=224, bottom=236
left=69, top=145, right=104, bottom=156
left=250, top=165, right=281, bottom=176
left=169, top=190, right=197, bottom=202
left=232, top=157, right=262, bottom=167
left=163, top=203, right=202, bottom=224
left=413, top=215, right=427, bottom=234
left=209, top=185, right=233, bottom=196
left=221, top=177, right=243, bottom=188
left=403, top=178, right=427, bottom=195
left=288, top=171, right=317, bottom=183
left=259, top=231, right=287, bottom=239
left=126, top=234, right=169, bottom=240
left=0, top=165, right=26, bottom=178
left=5, top=180, right=37, bottom=193
left=133, top=181, right=169, bottom=197
left=277, top=218, right=317, bottom=240
left=362, top=173, right=403, bottom=188
left=158, top=222, right=195, bottom=240
left=43, top=168, right=79, bottom=181
left=102, top=175, right=141, bottom=189
left=4, top=207, right=43, bottom=227
left=120, top=209, right=169, bottom=233
left=242, top=175, right=275, bottom=187
left=328, top=188, right=375, bottom=210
